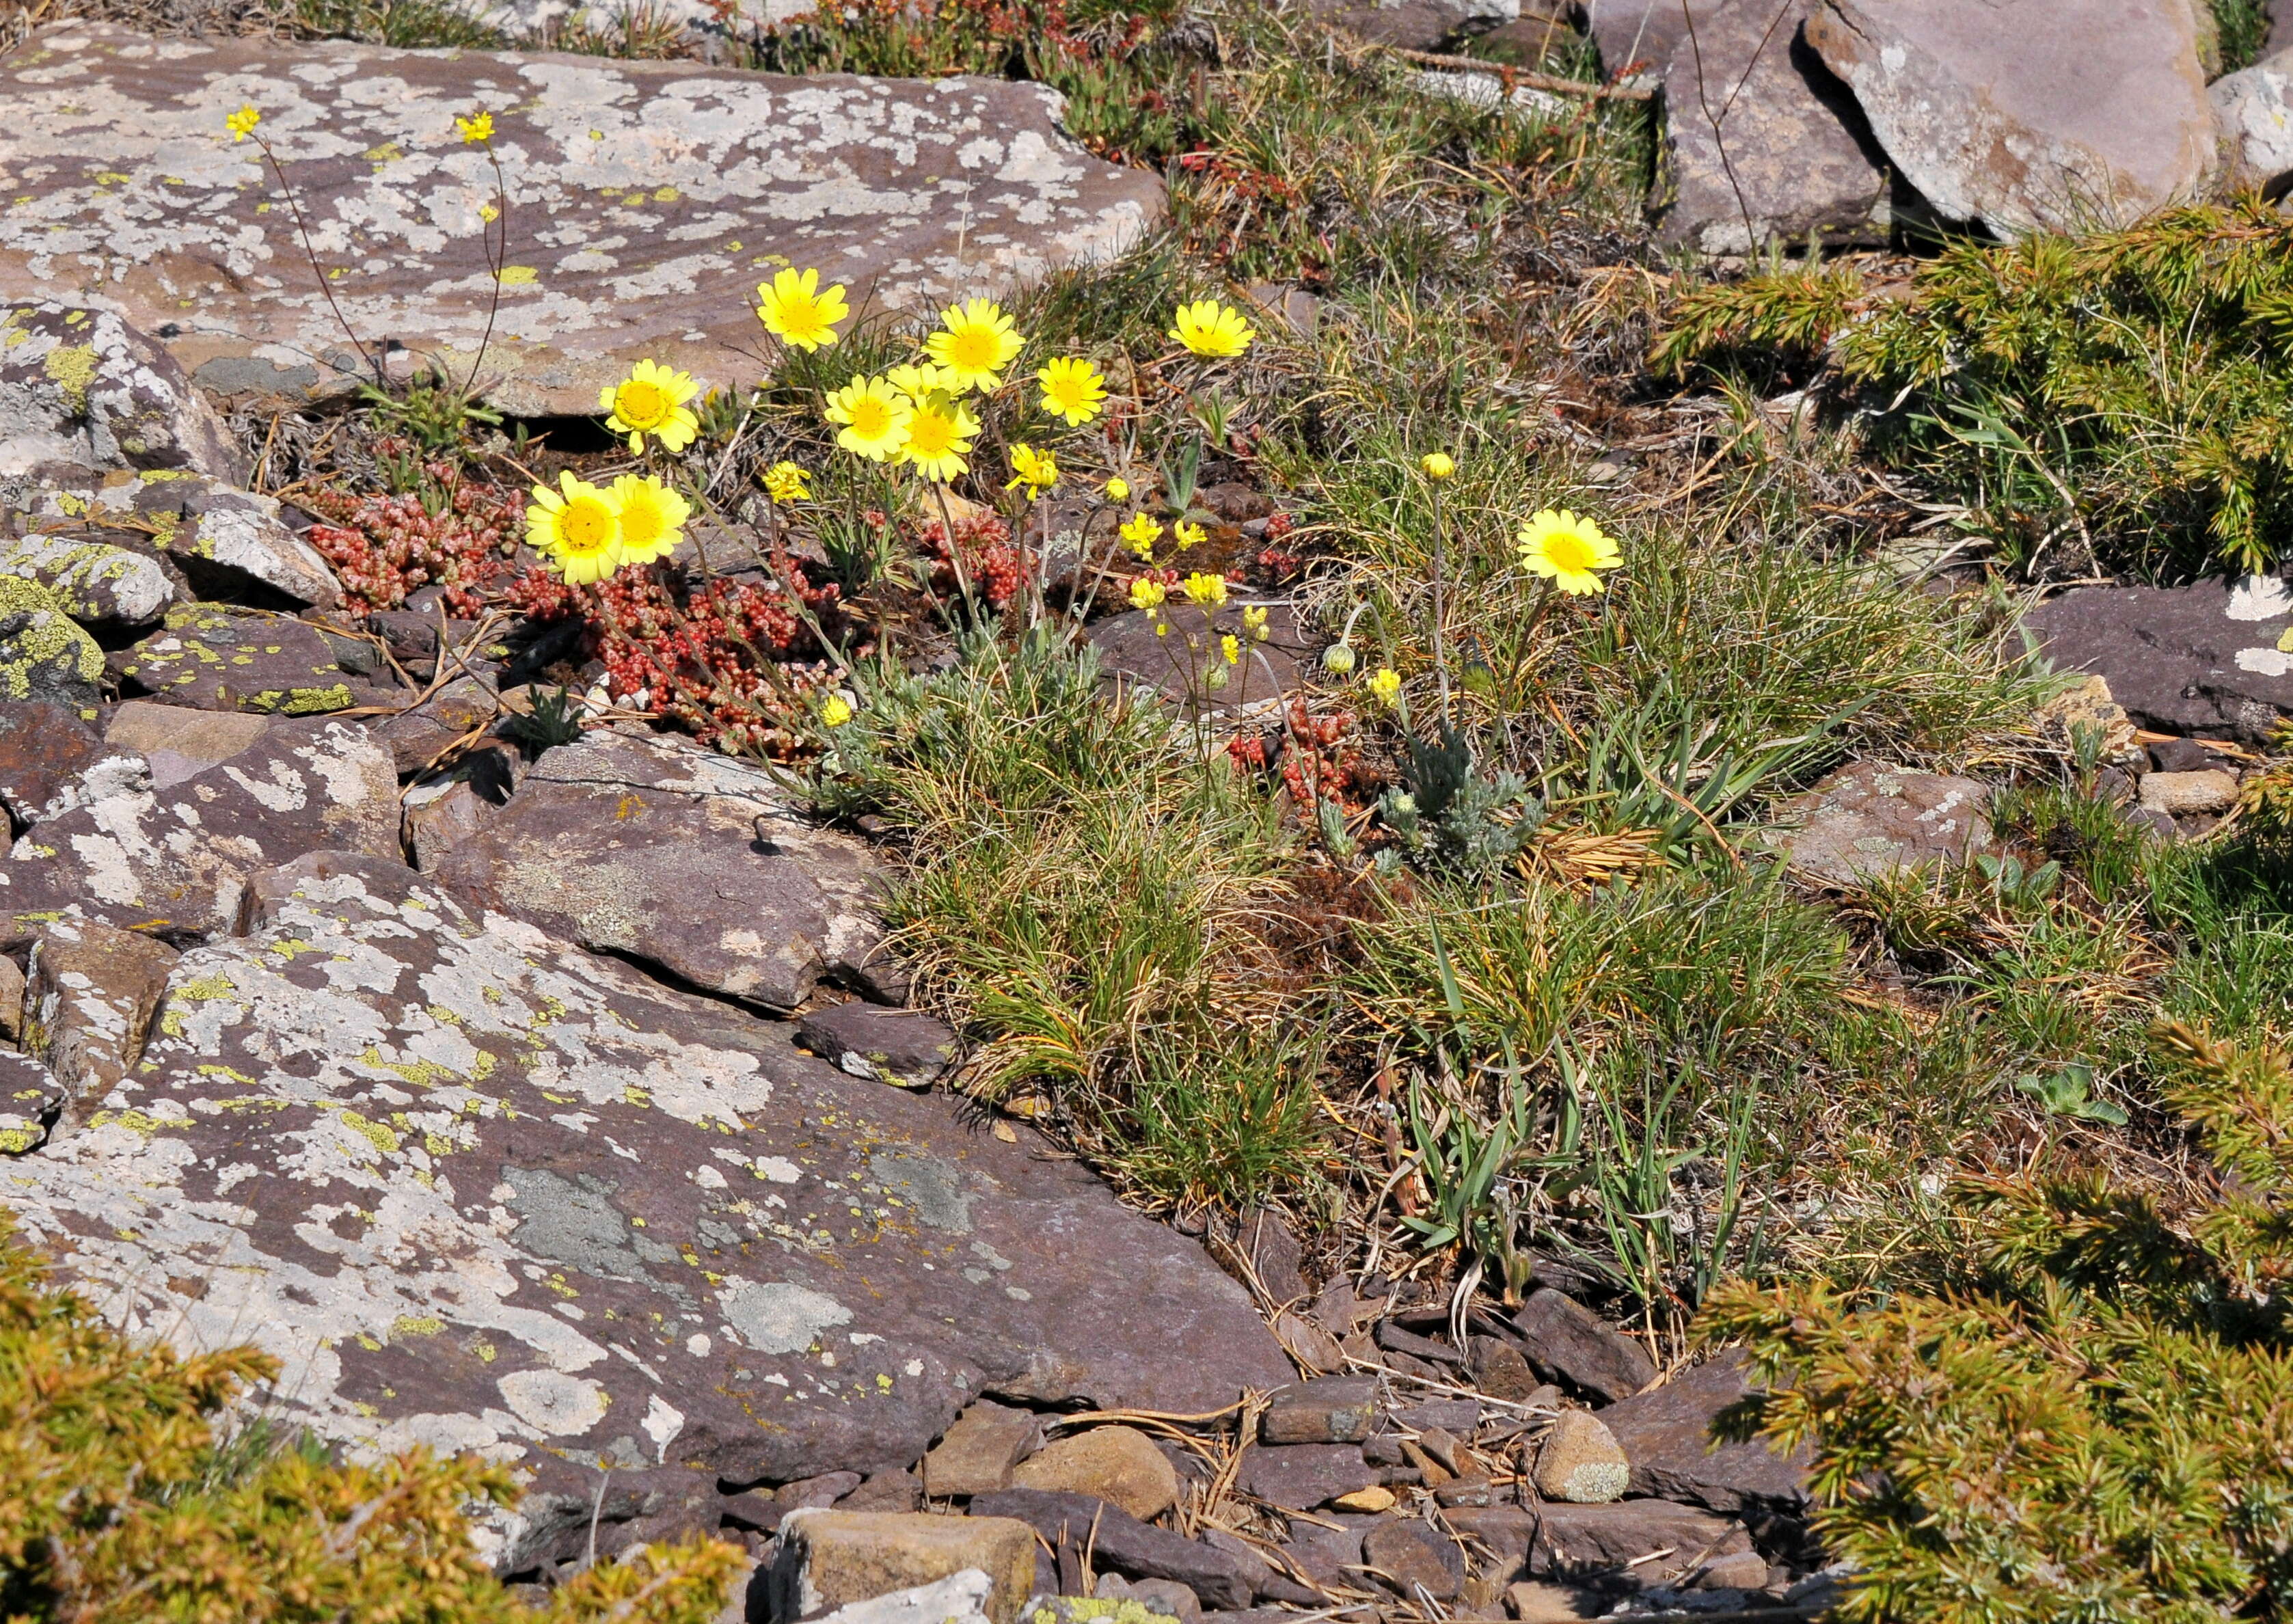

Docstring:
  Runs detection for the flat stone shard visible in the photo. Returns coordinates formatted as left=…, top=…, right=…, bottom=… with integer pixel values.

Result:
left=0, top=702, right=149, bottom=828
left=0, top=533, right=177, bottom=627
left=1767, top=760, right=1999, bottom=887
left=116, top=604, right=353, bottom=714
left=431, top=731, right=893, bottom=1014
left=23, top=915, right=178, bottom=1125
left=1804, top=0, right=2215, bottom=236
left=2024, top=576, right=2293, bottom=744
left=0, top=25, right=1165, bottom=417
left=1511, top=1288, right=1655, bottom=1403
left=1597, top=1352, right=1812, bottom=1514
left=0, top=303, right=244, bottom=481
left=1657, top=0, right=1897, bottom=254
left=162, top=485, right=343, bottom=611
left=0, top=716, right=399, bottom=940
left=798, top=1000, right=958, bottom=1090
left=0, top=854, right=1286, bottom=1540
left=2210, top=49, right=2293, bottom=195
left=922, top=1400, right=1044, bottom=1499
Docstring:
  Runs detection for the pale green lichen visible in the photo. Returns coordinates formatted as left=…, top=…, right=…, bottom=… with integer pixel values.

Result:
left=42, top=343, right=97, bottom=414
left=0, top=578, right=103, bottom=700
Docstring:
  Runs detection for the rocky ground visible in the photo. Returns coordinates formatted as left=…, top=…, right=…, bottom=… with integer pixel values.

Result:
left=7, top=0, right=2293, bottom=1620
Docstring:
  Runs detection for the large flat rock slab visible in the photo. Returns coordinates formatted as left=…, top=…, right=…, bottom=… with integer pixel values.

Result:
left=1805, top=0, right=2213, bottom=236
left=0, top=852, right=1288, bottom=1548
left=2024, top=574, right=2293, bottom=743
left=0, top=25, right=1164, bottom=414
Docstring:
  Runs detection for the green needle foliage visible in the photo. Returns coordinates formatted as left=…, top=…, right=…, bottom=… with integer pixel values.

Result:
left=0, top=1215, right=740, bottom=1623
left=1654, top=200, right=2293, bottom=576
left=1700, top=1020, right=2293, bottom=1624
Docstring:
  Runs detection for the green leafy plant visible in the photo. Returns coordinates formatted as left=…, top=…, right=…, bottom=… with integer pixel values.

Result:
left=1702, top=1019, right=2293, bottom=1622
left=502, top=686, right=588, bottom=757
left=2012, top=1059, right=2129, bottom=1125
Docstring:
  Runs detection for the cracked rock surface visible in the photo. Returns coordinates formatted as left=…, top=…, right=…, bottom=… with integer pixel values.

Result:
left=0, top=25, right=1165, bottom=414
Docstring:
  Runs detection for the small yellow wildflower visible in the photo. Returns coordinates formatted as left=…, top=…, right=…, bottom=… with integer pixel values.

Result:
left=1422, top=451, right=1455, bottom=480
left=899, top=391, right=980, bottom=483
left=606, top=474, right=688, bottom=569
left=886, top=361, right=960, bottom=403
left=757, top=267, right=850, bottom=352
left=226, top=105, right=261, bottom=141
left=599, top=358, right=700, bottom=455
left=1120, top=512, right=1163, bottom=560
left=1220, top=633, right=1241, bottom=665
left=925, top=298, right=1025, bottom=391
left=457, top=111, right=495, bottom=144
left=1182, top=571, right=1229, bottom=609
left=824, top=375, right=913, bottom=463
left=1516, top=509, right=1623, bottom=595
left=1129, top=577, right=1169, bottom=613
left=1242, top=605, right=1270, bottom=642
left=1168, top=299, right=1256, bottom=358
left=526, top=472, right=622, bottom=585
left=1006, top=444, right=1059, bottom=496
left=764, top=461, right=811, bottom=503
left=1173, top=520, right=1206, bottom=550
left=1035, top=355, right=1108, bottom=425
left=1368, top=666, right=1402, bottom=705
left=1105, top=476, right=1130, bottom=502
left=819, top=694, right=854, bottom=728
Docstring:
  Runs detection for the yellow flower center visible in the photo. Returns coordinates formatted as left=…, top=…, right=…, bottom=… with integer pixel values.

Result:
left=614, top=379, right=669, bottom=429
left=620, top=491, right=668, bottom=552
left=781, top=295, right=824, bottom=332
left=560, top=499, right=615, bottom=555
left=947, top=328, right=999, bottom=372
left=847, top=396, right=893, bottom=439
left=907, top=410, right=956, bottom=457
left=1546, top=531, right=1597, bottom=573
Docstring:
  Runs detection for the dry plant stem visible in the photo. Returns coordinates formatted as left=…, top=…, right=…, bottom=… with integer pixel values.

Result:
left=463, top=140, right=510, bottom=396
left=252, top=134, right=378, bottom=386
left=930, top=479, right=979, bottom=620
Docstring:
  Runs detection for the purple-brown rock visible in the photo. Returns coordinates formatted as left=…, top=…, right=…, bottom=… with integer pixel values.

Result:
left=1597, top=1351, right=1812, bottom=1514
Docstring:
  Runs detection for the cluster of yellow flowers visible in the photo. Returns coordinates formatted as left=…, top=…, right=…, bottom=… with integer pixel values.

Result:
left=526, top=467, right=691, bottom=584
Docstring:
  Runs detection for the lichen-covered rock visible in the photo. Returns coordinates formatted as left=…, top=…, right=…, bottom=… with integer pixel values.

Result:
left=0, top=716, right=399, bottom=940
left=0, top=1048, right=61, bottom=1154
left=2024, top=574, right=2293, bottom=743
left=20, top=469, right=336, bottom=607
left=116, top=603, right=353, bottom=714
left=0, top=25, right=1165, bottom=416
left=1804, top=0, right=2214, bottom=237
left=0, top=576, right=104, bottom=706
left=1530, top=1409, right=1629, bottom=1504
left=0, top=303, right=243, bottom=481
left=22, top=915, right=178, bottom=1127
left=431, top=731, right=893, bottom=1013
left=0, top=852, right=1289, bottom=1563
left=0, top=701, right=148, bottom=828
left=1765, top=760, right=1998, bottom=887
left=797, top=1001, right=958, bottom=1090
left=2210, top=48, right=2293, bottom=195
left=0, top=532, right=177, bottom=627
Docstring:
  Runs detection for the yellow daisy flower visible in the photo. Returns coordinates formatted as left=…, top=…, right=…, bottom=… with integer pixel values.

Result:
left=526, top=472, right=623, bottom=585
left=1120, top=512, right=1163, bottom=560
left=824, top=375, right=913, bottom=463
left=1173, top=520, right=1206, bottom=550
left=1105, top=476, right=1130, bottom=502
left=886, top=361, right=960, bottom=403
left=1516, top=509, right=1622, bottom=595
left=599, top=359, right=700, bottom=456
left=1182, top=571, right=1228, bottom=609
left=457, top=111, right=495, bottom=144
left=764, top=461, right=811, bottom=503
left=1422, top=451, right=1455, bottom=480
left=1006, top=444, right=1059, bottom=496
left=757, top=267, right=850, bottom=352
left=1036, top=355, right=1108, bottom=425
left=924, top=298, right=1025, bottom=392
left=1168, top=299, right=1255, bottom=359
left=819, top=694, right=854, bottom=728
left=899, top=391, right=979, bottom=483
left=226, top=105, right=260, bottom=141
left=606, top=473, right=689, bottom=568
left=1129, top=577, right=1169, bottom=613
left=1368, top=667, right=1402, bottom=705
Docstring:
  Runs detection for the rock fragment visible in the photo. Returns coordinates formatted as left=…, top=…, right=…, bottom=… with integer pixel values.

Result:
left=1262, top=1376, right=1379, bottom=1445
left=798, top=1001, right=958, bottom=1090
left=1767, top=761, right=1998, bottom=887
left=0, top=578, right=103, bottom=706
left=2140, top=769, right=2239, bottom=816
left=923, top=1401, right=1044, bottom=1500
left=1530, top=1410, right=1629, bottom=1504
left=2024, top=576, right=2293, bottom=744
left=1597, top=1353, right=1812, bottom=1514
left=0, top=302, right=243, bottom=481
left=2212, top=49, right=2293, bottom=195
left=1010, top=1426, right=1181, bottom=1520
left=1360, top=1518, right=1463, bottom=1601
left=770, top=1511, right=1037, bottom=1624
left=0, top=702, right=148, bottom=828
left=1510, top=1289, right=1655, bottom=1403
left=0, top=1048, right=59, bottom=1152
left=115, top=604, right=353, bottom=715
left=0, top=533, right=176, bottom=627
left=22, top=915, right=177, bottom=1125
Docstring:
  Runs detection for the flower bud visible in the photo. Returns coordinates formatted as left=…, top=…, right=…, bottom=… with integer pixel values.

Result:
left=1322, top=642, right=1357, bottom=675
left=1421, top=452, right=1455, bottom=481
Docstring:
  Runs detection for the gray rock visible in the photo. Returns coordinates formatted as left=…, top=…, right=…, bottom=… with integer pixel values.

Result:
left=0, top=702, right=148, bottom=828
left=161, top=484, right=342, bottom=610
left=0, top=852, right=1287, bottom=1567
left=809, top=1570, right=995, bottom=1624
left=1359, top=1518, right=1463, bottom=1601
left=1086, top=601, right=1305, bottom=716
left=0, top=578, right=104, bottom=707
left=2210, top=49, right=2293, bottom=196
left=432, top=731, right=893, bottom=1014
left=1511, top=1288, right=1655, bottom=1403
left=103, top=699, right=275, bottom=788
left=1596, top=1352, right=1812, bottom=1515
left=23, top=915, right=178, bottom=1128
left=1235, top=1443, right=1379, bottom=1511
left=0, top=303, right=243, bottom=481
left=922, top=1400, right=1044, bottom=1499
left=0, top=1047, right=60, bottom=1154
left=1657, top=0, right=1899, bottom=256
left=1443, top=1502, right=1756, bottom=1588
left=2140, top=768, right=2238, bottom=815
left=1804, top=0, right=2215, bottom=236
left=1262, top=1375, right=1380, bottom=1444
left=798, top=1001, right=958, bottom=1091
left=0, top=533, right=176, bottom=627
left=1767, top=760, right=1998, bottom=887
left=968, top=1490, right=1290, bottom=1610
left=0, top=717, right=400, bottom=941
left=0, top=25, right=1163, bottom=417
left=116, top=604, right=354, bottom=715
left=2024, top=574, right=2293, bottom=744
left=773, top=1513, right=1036, bottom=1624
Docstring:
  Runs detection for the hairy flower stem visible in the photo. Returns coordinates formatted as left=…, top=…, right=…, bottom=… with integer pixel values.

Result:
left=252, top=133, right=377, bottom=387
left=930, top=481, right=978, bottom=622
left=1428, top=478, right=1453, bottom=728
left=463, top=139, right=511, bottom=397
